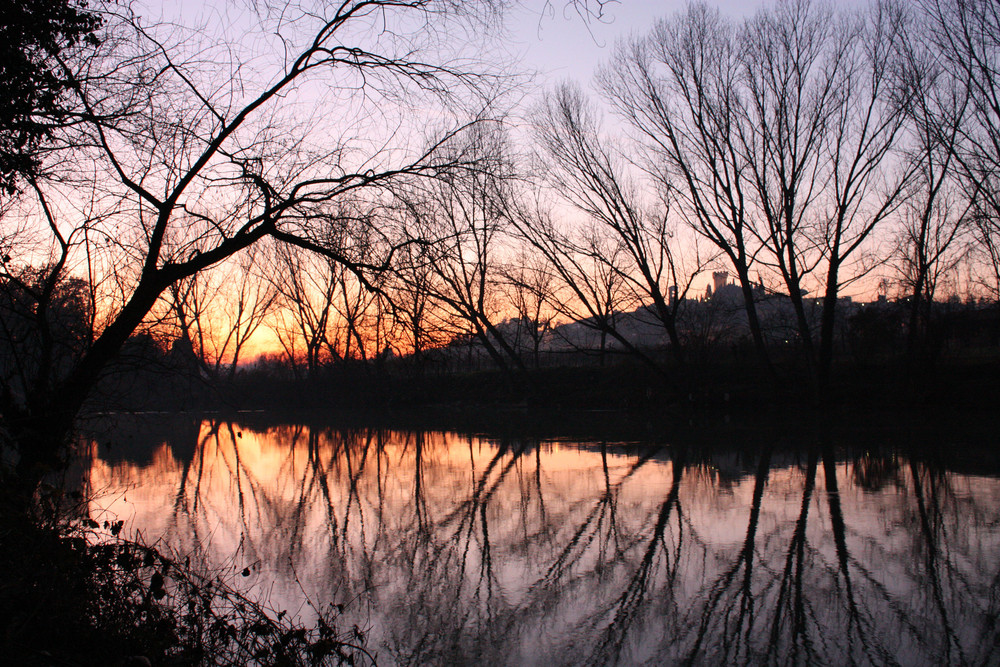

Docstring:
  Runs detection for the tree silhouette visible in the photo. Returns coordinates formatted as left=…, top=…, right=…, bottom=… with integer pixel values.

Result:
left=0, top=0, right=100, bottom=193
left=0, top=0, right=514, bottom=484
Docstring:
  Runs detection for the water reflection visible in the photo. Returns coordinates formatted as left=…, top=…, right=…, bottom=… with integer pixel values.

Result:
left=84, top=417, right=1000, bottom=666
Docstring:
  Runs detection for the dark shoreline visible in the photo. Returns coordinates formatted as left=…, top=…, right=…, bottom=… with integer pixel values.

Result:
left=101, top=352, right=1000, bottom=421
left=80, top=393, right=1000, bottom=478
left=74, top=352, right=1000, bottom=480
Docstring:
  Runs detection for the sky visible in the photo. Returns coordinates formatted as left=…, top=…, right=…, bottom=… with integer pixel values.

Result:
left=154, top=1, right=765, bottom=89
left=117, top=0, right=894, bottom=361
left=506, top=0, right=885, bottom=302
left=508, top=0, right=763, bottom=88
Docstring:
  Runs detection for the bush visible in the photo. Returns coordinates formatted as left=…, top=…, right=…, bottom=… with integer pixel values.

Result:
left=0, top=499, right=371, bottom=666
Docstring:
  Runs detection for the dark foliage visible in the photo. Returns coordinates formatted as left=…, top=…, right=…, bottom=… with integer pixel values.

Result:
left=0, top=264, right=93, bottom=407
left=0, top=0, right=101, bottom=193
left=0, top=487, right=372, bottom=666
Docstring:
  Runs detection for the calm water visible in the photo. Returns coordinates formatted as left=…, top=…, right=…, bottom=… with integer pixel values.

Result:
left=83, top=415, right=1000, bottom=666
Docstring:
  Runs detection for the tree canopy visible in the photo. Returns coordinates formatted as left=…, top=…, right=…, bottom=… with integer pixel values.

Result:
left=0, top=0, right=101, bottom=193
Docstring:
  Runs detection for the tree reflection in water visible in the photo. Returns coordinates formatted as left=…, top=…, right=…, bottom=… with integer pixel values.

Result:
left=84, top=418, right=1000, bottom=666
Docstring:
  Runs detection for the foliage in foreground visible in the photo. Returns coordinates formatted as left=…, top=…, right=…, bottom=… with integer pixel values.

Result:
left=0, top=491, right=371, bottom=666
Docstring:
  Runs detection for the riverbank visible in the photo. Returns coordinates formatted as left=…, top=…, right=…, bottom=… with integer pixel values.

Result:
left=130, top=352, right=1000, bottom=417
left=0, top=495, right=371, bottom=666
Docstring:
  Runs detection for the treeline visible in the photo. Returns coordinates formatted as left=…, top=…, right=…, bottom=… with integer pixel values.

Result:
left=2, top=0, right=1000, bottom=472
left=84, top=0, right=1000, bottom=401
left=53, top=293, right=996, bottom=416
left=168, top=0, right=995, bottom=399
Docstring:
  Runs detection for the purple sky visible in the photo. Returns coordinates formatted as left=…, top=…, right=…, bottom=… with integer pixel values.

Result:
left=156, top=1, right=769, bottom=88
left=140, top=0, right=888, bottom=300
left=509, top=1, right=766, bottom=87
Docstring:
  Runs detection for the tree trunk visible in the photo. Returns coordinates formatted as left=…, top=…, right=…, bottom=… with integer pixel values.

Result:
left=818, top=262, right=841, bottom=396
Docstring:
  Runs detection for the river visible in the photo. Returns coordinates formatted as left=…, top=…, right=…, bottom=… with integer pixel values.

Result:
left=82, top=413, right=1000, bottom=665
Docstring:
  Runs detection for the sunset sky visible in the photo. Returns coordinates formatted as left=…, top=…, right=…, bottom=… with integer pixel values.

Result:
left=107, top=0, right=901, bottom=363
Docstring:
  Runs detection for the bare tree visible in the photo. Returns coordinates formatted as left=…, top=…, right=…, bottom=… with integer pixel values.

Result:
left=0, top=0, right=511, bottom=475
left=500, top=245, right=558, bottom=369
left=737, top=0, right=848, bottom=376
left=895, top=16, right=973, bottom=362
left=737, top=0, right=914, bottom=391
left=806, top=1, right=913, bottom=384
left=918, top=0, right=1000, bottom=298
left=389, top=234, right=443, bottom=366
left=972, top=214, right=1000, bottom=298
left=531, top=83, right=704, bottom=364
left=167, top=246, right=276, bottom=381
left=597, top=4, right=772, bottom=369
left=601, top=0, right=914, bottom=394
left=514, top=202, right=657, bottom=368
left=408, top=125, right=527, bottom=376
left=269, top=243, right=343, bottom=377
left=333, top=256, right=380, bottom=364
